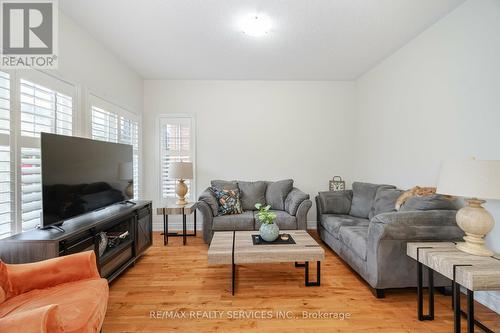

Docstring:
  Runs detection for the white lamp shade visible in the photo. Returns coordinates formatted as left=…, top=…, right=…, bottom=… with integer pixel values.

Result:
left=118, top=162, right=133, bottom=180
left=169, top=162, right=193, bottom=180
left=437, top=160, right=500, bottom=200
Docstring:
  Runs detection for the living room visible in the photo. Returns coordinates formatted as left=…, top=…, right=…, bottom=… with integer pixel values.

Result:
left=0, top=0, right=499, bottom=332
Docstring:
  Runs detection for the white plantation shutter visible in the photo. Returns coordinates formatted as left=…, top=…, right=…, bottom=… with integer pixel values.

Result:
left=91, top=106, right=118, bottom=142
left=90, top=98, right=140, bottom=199
left=0, top=71, right=13, bottom=238
left=159, top=116, right=194, bottom=200
left=120, top=117, right=140, bottom=198
left=19, top=77, right=74, bottom=231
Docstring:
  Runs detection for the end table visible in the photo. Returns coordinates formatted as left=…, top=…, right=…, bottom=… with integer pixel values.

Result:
left=157, top=202, right=198, bottom=245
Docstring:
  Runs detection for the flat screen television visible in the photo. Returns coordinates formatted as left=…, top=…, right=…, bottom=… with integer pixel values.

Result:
left=41, top=133, right=134, bottom=228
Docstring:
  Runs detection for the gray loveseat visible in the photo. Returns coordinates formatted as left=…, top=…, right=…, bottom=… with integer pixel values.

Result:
left=316, top=182, right=464, bottom=298
left=198, top=179, right=312, bottom=243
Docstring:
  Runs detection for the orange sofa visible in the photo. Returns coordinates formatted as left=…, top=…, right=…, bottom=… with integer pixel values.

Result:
left=0, top=251, right=108, bottom=333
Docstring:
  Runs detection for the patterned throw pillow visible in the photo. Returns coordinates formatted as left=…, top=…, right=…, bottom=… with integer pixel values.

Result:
left=210, top=187, right=243, bottom=216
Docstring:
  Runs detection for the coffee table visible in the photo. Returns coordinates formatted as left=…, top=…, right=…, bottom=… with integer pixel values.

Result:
left=208, top=230, right=325, bottom=295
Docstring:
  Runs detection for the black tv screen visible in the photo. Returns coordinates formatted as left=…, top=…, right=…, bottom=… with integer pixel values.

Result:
left=41, top=133, right=134, bottom=228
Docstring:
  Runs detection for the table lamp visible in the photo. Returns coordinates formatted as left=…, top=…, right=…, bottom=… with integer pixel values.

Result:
left=437, top=159, right=500, bottom=256
left=169, top=162, right=193, bottom=205
left=118, top=161, right=133, bottom=198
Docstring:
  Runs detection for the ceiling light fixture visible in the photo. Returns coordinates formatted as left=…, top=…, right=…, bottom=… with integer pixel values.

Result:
left=239, top=14, right=272, bottom=37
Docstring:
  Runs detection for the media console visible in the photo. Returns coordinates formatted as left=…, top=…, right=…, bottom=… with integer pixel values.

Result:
left=0, top=200, right=152, bottom=283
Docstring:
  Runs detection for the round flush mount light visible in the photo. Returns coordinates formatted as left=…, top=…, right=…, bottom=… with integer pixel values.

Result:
left=239, top=14, right=272, bottom=37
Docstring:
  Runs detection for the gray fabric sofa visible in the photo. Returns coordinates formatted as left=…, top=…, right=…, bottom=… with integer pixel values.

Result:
left=198, top=179, right=312, bottom=243
left=316, top=182, right=464, bottom=298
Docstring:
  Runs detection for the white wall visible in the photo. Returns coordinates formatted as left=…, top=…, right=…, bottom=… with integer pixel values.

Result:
left=143, top=80, right=356, bottom=227
left=50, top=12, right=143, bottom=115
left=353, top=0, right=500, bottom=313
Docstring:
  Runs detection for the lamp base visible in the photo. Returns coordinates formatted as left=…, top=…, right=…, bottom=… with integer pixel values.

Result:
left=456, top=241, right=494, bottom=257
left=455, top=199, right=495, bottom=257
left=175, top=179, right=188, bottom=206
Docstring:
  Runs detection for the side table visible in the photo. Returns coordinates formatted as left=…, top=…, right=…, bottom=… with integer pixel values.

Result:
left=407, top=242, right=500, bottom=333
left=157, top=202, right=198, bottom=245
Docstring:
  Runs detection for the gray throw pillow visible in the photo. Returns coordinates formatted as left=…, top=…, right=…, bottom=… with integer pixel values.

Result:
left=265, top=179, right=293, bottom=211
left=210, top=180, right=238, bottom=191
left=318, top=191, right=352, bottom=215
left=238, top=181, right=267, bottom=211
left=369, top=188, right=404, bottom=220
left=349, top=182, right=395, bottom=218
left=400, top=194, right=460, bottom=211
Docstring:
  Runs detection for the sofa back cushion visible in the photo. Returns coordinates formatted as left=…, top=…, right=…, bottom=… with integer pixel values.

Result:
left=400, top=194, right=460, bottom=212
left=369, top=188, right=404, bottom=220
left=0, top=261, right=9, bottom=303
left=238, top=181, right=267, bottom=211
left=318, top=191, right=352, bottom=215
left=211, top=180, right=238, bottom=191
left=265, top=179, right=293, bottom=211
left=349, top=182, right=395, bottom=218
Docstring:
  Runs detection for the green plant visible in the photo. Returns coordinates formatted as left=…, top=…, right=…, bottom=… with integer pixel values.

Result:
left=255, top=203, right=277, bottom=225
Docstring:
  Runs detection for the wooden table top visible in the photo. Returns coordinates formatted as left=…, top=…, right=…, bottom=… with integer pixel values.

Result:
left=407, top=242, right=500, bottom=291
left=208, top=230, right=325, bottom=265
left=156, top=201, right=198, bottom=215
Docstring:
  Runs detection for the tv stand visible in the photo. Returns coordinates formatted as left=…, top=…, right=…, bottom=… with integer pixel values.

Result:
left=0, top=201, right=152, bottom=283
left=45, top=225, right=65, bottom=232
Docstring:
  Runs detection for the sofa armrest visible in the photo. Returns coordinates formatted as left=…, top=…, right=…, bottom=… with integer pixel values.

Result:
left=369, top=210, right=462, bottom=241
left=295, top=199, right=312, bottom=230
left=4, top=251, right=100, bottom=298
left=285, top=188, right=310, bottom=216
left=0, top=304, right=63, bottom=333
left=316, top=190, right=352, bottom=215
left=198, top=187, right=218, bottom=216
left=198, top=200, right=214, bottom=243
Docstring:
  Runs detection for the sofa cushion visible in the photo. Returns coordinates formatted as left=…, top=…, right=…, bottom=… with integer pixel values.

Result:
left=318, top=191, right=352, bottom=215
left=254, top=210, right=297, bottom=230
left=349, top=182, right=395, bottom=218
left=338, top=226, right=369, bottom=260
left=238, top=181, right=267, bottom=211
left=210, top=187, right=243, bottom=216
left=0, top=278, right=108, bottom=333
left=265, top=179, right=293, bottom=210
left=210, top=180, right=238, bottom=191
left=319, top=214, right=369, bottom=239
left=400, top=194, right=460, bottom=212
left=212, top=211, right=254, bottom=231
left=369, top=188, right=404, bottom=220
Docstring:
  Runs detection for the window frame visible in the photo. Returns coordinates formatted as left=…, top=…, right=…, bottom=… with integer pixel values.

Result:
left=88, top=93, right=142, bottom=199
left=156, top=114, right=196, bottom=204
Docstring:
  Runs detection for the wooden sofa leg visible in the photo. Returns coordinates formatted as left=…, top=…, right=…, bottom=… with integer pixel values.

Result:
left=372, top=288, right=385, bottom=298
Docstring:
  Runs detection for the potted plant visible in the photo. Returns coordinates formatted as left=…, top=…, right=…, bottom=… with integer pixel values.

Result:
left=255, top=203, right=279, bottom=242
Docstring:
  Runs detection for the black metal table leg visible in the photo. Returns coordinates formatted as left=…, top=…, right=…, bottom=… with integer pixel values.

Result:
left=417, top=262, right=434, bottom=320
left=194, top=210, right=197, bottom=236
left=163, top=214, right=168, bottom=245
left=467, top=289, right=474, bottom=333
left=304, top=261, right=320, bottom=286
left=232, top=231, right=235, bottom=295
left=182, top=213, right=186, bottom=245
left=454, top=281, right=461, bottom=333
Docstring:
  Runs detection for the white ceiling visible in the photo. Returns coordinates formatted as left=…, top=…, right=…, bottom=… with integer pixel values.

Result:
left=60, top=0, right=465, bottom=80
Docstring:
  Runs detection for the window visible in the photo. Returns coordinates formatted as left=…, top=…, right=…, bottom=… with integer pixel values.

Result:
left=19, top=77, right=74, bottom=231
left=0, top=71, right=13, bottom=238
left=90, top=97, right=140, bottom=198
left=159, top=116, right=194, bottom=200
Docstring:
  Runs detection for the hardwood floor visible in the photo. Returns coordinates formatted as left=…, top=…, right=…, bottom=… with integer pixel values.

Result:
left=103, top=231, right=499, bottom=332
